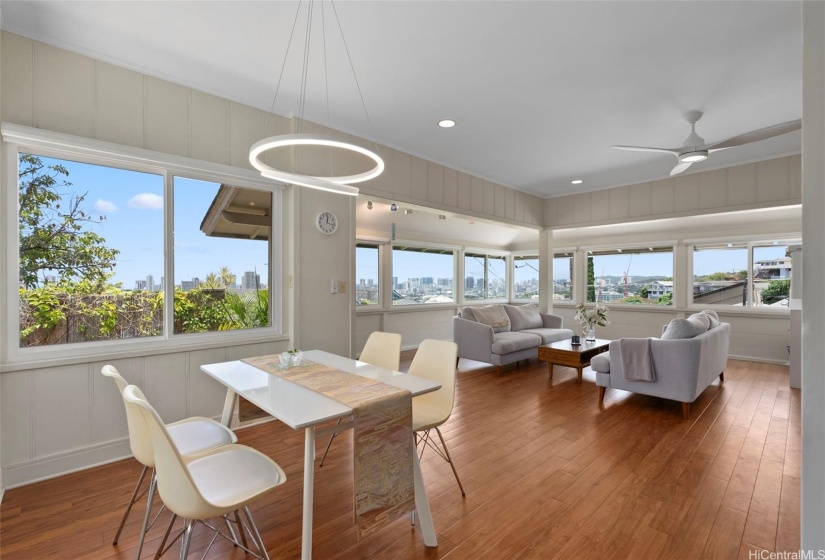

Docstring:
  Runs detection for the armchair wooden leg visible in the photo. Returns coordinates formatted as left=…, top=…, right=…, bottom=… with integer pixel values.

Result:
left=719, top=371, right=725, bottom=382
left=496, top=365, right=502, bottom=376
left=456, top=357, right=460, bottom=369
left=682, top=402, right=690, bottom=420
left=598, top=386, right=605, bottom=404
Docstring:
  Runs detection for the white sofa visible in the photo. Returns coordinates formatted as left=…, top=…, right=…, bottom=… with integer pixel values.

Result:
left=591, top=312, right=730, bottom=419
left=452, top=303, right=573, bottom=374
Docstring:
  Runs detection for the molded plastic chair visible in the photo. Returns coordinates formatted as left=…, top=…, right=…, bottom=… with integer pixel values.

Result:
left=409, top=339, right=464, bottom=496
left=122, top=385, right=286, bottom=560
left=318, top=331, right=402, bottom=466
left=101, top=365, right=237, bottom=559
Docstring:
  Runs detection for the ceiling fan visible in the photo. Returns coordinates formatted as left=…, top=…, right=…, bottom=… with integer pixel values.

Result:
left=611, top=111, right=801, bottom=176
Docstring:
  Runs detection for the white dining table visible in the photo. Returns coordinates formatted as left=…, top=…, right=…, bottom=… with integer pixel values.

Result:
left=201, top=350, right=440, bottom=560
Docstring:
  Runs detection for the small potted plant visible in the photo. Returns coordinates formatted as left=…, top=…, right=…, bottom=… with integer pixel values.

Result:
left=574, top=303, right=610, bottom=341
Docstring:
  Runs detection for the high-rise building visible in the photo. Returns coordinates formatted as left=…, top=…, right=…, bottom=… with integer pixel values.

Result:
left=242, top=271, right=260, bottom=290
left=392, top=276, right=398, bottom=289
left=465, top=277, right=475, bottom=289
left=135, top=279, right=147, bottom=290
left=146, top=274, right=154, bottom=292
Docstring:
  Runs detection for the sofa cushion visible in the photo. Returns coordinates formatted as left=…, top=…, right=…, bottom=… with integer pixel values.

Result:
left=491, top=332, right=542, bottom=355
left=470, top=304, right=511, bottom=333
left=520, top=328, right=574, bottom=345
left=503, top=304, right=543, bottom=331
left=661, top=314, right=711, bottom=339
left=591, top=352, right=611, bottom=373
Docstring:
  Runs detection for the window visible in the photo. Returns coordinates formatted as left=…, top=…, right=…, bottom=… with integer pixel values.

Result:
left=753, top=244, right=793, bottom=307
left=392, top=246, right=454, bottom=305
left=692, top=242, right=796, bottom=307
left=464, top=252, right=507, bottom=300
left=553, top=254, right=573, bottom=301
left=513, top=255, right=539, bottom=300
left=12, top=141, right=282, bottom=355
left=173, top=177, right=271, bottom=333
left=586, top=247, right=673, bottom=305
left=355, top=242, right=380, bottom=305
left=18, top=153, right=164, bottom=346
left=692, top=244, right=748, bottom=306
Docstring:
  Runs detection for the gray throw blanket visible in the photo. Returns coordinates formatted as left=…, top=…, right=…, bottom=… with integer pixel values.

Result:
left=620, top=338, right=655, bottom=382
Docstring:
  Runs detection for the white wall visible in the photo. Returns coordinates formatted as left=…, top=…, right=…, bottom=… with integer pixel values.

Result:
left=802, top=1, right=825, bottom=550
left=545, top=155, right=801, bottom=229
left=0, top=341, right=288, bottom=488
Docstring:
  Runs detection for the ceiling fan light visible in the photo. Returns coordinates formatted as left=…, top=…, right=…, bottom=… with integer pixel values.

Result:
left=679, top=151, right=708, bottom=163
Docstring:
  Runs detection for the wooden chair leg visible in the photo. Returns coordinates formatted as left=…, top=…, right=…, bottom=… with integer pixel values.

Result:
left=598, top=386, right=605, bottom=404
left=456, top=357, right=460, bottom=369
left=682, top=402, right=690, bottom=420
left=719, top=371, right=724, bottom=382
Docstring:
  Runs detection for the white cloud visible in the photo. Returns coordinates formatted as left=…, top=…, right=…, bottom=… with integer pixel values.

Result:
left=128, top=193, right=163, bottom=210
left=93, top=199, right=117, bottom=212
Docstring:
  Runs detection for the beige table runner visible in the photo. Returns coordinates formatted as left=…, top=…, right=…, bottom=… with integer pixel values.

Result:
left=242, top=356, right=414, bottom=539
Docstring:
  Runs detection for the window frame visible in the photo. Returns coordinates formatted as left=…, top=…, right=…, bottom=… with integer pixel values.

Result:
left=355, top=240, right=382, bottom=307
left=511, top=253, right=539, bottom=302
left=463, top=248, right=509, bottom=303
left=2, top=123, right=285, bottom=368
left=390, top=241, right=457, bottom=308
left=688, top=237, right=799, bottom=311
left=582, top=245, right=676, bottom=307
left=552, top=251, right=575, bottom=303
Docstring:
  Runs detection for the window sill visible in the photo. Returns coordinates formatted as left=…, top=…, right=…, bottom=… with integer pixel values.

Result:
left=1, top=330, right=291, bottom=373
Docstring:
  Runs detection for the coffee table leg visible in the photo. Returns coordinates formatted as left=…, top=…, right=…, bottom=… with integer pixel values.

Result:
left=577, top=366, right=583, bottom=384
left=549, top=363, right=554, bottom=380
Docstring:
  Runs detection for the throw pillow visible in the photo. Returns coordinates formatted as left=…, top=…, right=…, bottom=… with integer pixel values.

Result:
left=471, top=304, right=511, bottom=333
left=700, top=309, right=720, bottom=329
left=504, top=304, right=543, bottom=331
left=661, top=314, right=711, bottom=339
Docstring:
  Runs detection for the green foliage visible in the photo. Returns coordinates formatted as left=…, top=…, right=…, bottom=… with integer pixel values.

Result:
left=619, top=295, right=645, bottom=304
left=18, top=154, right=120, bottom=289
left=760, top=279, right=790, bottom=305
left=639, top=285, right=650, bottom=299
left=658, top=292, right=673, bottom=306
left=587, top=257, right=596, bottom=303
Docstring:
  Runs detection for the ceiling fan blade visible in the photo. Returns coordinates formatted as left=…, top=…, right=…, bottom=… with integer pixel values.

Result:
left=611, top=145, right=680, bottom=155
left=706, top=119, right=801, bottom=150
left=670, top=161, right=693, bottom=176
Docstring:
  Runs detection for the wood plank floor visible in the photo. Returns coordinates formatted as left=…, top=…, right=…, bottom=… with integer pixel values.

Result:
left=0, top=357, right=799, bottom=559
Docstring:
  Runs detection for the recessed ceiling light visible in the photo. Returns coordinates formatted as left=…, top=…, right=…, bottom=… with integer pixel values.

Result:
left=438, top=119, right=456, bottom=128
left=571, top=179, right=583, bottom=185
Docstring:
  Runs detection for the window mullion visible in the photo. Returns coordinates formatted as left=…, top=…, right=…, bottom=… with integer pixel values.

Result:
left=163, top=170, right=175, bottom=339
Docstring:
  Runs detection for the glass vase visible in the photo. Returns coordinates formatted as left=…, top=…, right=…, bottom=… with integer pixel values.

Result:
left=585, top=327, right=596, bottom=342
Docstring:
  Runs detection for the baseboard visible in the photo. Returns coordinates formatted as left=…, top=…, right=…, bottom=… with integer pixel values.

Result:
left=2, top=438, right=132, bottom=489
left=728, top=354, right=790, bottom=366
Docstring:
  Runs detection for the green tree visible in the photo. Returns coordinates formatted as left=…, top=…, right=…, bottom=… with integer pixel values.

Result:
left=760, top=279, right=790, bottom=305
left=203, top=272, right=222, bottom=289
left=18, top=154, right=119, bottom=289
left=587, top=256, right=595, bottom=302
left=639, top=285, right=650, bottom=299
left=219, top=266, right=236, bottom=288
left=658, top=292, right=673, bottom=305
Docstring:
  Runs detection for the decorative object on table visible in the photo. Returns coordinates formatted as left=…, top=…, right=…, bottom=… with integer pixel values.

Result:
left=571, top=335, right=581, bottom=346
left=575, top=303, right=610, bottom=341
left=279, top=349, right=304, bottom=368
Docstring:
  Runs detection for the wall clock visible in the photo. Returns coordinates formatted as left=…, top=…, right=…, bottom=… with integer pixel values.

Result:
left=315, top=211, right=338, bottom=235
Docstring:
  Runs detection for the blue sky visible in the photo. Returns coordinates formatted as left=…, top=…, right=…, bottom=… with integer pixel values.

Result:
left=28, top=155, right=268, bottom=288
left=30, top=153, right=788, bottom=289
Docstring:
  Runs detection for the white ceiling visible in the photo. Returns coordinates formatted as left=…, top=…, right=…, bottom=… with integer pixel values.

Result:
left=1, top=1, right=802, bottom=198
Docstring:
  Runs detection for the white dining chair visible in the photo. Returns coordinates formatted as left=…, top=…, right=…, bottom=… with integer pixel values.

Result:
left=318, top=331, right=402, bottom=466
left=122, top=385, right=286, bottom=560
left=101, top=365, right=237, bottom=560
left=409, top=339, right=464, bottom=496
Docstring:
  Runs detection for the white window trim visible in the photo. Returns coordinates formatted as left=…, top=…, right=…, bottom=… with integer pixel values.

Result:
left=688, top=238, right=799, bottom=311
left=390, top=241, right=458, bottom=308
left=512, top=253, right=540, bottom=303
left=3, top=123, right=285, bottom=369
left=582, top=245, right=676, bottom=308
left=354, top=240, right=382, bottom=308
